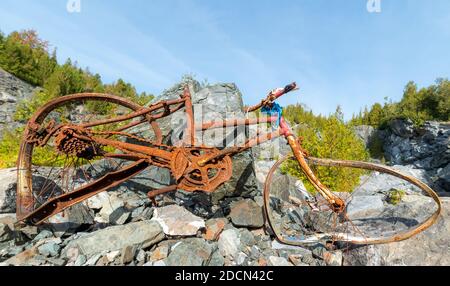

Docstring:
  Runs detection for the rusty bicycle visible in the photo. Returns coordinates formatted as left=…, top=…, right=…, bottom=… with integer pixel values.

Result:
left=15, top=82, right=442, bottom=246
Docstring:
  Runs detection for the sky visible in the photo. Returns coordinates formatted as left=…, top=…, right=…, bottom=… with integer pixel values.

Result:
left=0, top=0, right=449, bottom=119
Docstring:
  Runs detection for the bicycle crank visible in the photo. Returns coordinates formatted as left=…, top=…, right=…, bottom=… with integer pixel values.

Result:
left=170, top=147, right=233, bottom=193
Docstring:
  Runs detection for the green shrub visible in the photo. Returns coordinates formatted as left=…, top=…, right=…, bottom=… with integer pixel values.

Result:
left=281, top=107, right=369, bottom=194
left=386, top=189, right=406, bottom=205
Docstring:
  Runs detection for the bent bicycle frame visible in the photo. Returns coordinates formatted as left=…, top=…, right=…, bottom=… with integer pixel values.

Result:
left=16, top=83, right=442, bottom=246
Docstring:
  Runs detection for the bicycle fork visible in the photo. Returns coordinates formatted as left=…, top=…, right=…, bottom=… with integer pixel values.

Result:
left=281, top=120, right=345, bottom=213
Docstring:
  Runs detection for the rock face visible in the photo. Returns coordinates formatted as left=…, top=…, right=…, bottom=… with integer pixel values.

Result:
left=382, top=121, right=450, bottom=193
left=355, top=120, right=450, bottom=194
left=0, top=68, right=39, bottom=138
left=151, top=204, right=205, bottom=236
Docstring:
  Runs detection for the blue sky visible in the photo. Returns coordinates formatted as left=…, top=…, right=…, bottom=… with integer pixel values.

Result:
left=0, top=0, right=449, bottom=119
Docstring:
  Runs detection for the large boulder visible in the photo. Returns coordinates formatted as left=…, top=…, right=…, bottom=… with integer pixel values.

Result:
left=63, top=220, right=164, bottom=258
left=344, top=198, right=450, bottom=266
left=128, top=78, right=259, bottom=203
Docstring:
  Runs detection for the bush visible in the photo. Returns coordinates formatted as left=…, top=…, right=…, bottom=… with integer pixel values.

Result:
left=281, top=107, right=369, bottom=193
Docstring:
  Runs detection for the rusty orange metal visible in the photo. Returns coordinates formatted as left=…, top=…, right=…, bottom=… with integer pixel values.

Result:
left=15, top=82, right=442, bottom=246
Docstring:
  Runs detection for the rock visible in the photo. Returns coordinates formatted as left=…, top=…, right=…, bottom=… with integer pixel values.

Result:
left=85, top=254, right=102, bottom=266
left=236, top=252, right=247, bottom=265
left=208, top=250, right=225, bottom=266
left=346, top=195, right=385, bottom=219
left=389, top=119, right=415, bottom=138
left=74, top=255, right=87, bottom=266
left=229, top=199, right=264, bottom=228
left=353, top=125, right=375, bottom=147
left=65, top=247, right=81, bottom=265
left=0, top=213, right=16, bottom=229
left=128, top=79, right=259, bottom=202
left=0, top=168, right=17, bottom=213
left=32, top=230, right=54, bottom=242
left=38, top=241, right=61, bottom=257
left=151, top=204, right=205, bottom=236
left=218, top=228, right=241, bottom=259
left=239, top=228, right=256, bottom=248
left=121, top=245, right=137, bottom=265
left=47, top=257, right=66, bottom=266
left=437, top=164, right=450, bottom=192
left=150, top=245, right=169, bottom=261
left=38, top=238, right=62, bottom=257
left=48, top=203, right=95, bottom=235
left=86, top=192, right=110, bottom=210
left=0, top=68, right=39, bottom=138
left=344, top=198, right=450, bottom=266
left=204, top=218, right=228, bottom=241
left=324, top=251, right=343, bottom=266
left=96, top=192, right=125, bottom=223
left=18, top=225, right=39, bottom=240
left=136, top=250, right=146, bottom=262
left=109, top=207, right=131, bottom=225
left=64, top=220, right=164, bottom=257
left=153, top=260, right=166, bottom=266
left=0, top=240, right=46, bottom=266
left=0, top=223, right=13, bottom=242
left=106, top=250, right=121, bottom=263
left=268, top=256, right=292, bottom=266
left=165, top=238, right=213, bottom=266
left=271, top=240, right=312, bottom=256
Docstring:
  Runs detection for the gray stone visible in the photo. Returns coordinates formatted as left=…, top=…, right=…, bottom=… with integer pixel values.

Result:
left=96, top=192, right=124, bottom=223
left=136, top=250, right=146, bottom=262
left=346, top=195, right=385, bottom=219
left=218, top=228, right=241, bottom=259
left=165, top=238, right=213, bottom=266
left=38, top=242, right=61, bottom=257
left=236, top=252, right=248, bottom=265
left=32, top=230, right=54, bottom=242
left=48, top=203, right=95, bottom=235
left=109, top=207, right=131, bottom=225
left=344, top=198, right=450, bottom=266
left=353, top=125, right=375, bottom=147
left=74, top=254, right=87, bottom=266
left=0, top=168, right=17, bottom=214
left=208, top=250, right=225, bottom=266
left=47, top=257, right=66, bottom=266
left=268, top=256, right=292, bottom=266
left=0, top=223, right=13, bottom=242
left=128, top=79, right=258, bottom=202
left=324, top=250, right=343, bottom=266
left=229, top=199, right=264, bottom=228
left=121, top=245, right=137, bottom=265
left=64, top=220, right=164, bottom=257
left=389, top=119, right=415, bottom=138
left=152, top=204, right=205, bottom=236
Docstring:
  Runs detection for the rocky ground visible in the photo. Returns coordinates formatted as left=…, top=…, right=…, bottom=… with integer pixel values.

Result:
left=0, top=72, right=448, bottom=266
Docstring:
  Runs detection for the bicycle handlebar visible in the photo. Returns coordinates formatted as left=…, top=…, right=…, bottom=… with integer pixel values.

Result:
left=244, top=82, right=298, bottom=113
